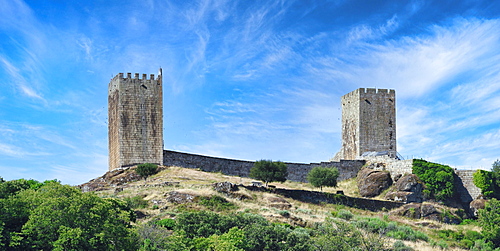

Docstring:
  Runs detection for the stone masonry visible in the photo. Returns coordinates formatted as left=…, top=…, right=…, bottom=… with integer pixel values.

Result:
left=108, top=71, right=163, bottom=171
left=107, top=74, right=481, bottom=205
left=335, top=88, right=396, bottom=160
left=163, top=150, right=365, bottom=183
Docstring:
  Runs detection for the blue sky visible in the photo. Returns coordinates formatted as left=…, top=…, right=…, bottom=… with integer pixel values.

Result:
left=1, top=0, right=500, bottom=185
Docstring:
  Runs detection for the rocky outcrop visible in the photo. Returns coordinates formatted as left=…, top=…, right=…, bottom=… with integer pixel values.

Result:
left=385, top=174, right=423, bottom=203
left=166, top=191, right=197, bottom=204
left=357, top=168, right=392, bottom=197
left=390, top=202, right=462, bottom=224
left=470, top=198, right=487, bottom=217
left=213, top=182, right=238, bottom=193
left=78, top=166, right=165, bottom=192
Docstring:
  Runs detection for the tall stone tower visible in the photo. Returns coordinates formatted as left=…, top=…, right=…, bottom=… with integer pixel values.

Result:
left=334, top=88, right=396, bottom=160
left=108, top=70, right=163, bottom=171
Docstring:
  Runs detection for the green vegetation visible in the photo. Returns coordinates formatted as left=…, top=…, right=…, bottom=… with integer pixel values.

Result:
left=478, top=199, right=500, bottom=247
left=473, top=170, right=497, bottom=198
left=412, top=159, right=455, bottom=201
left=198, top=196, right=238, bottom=211
left=307, top=166, right=339, bottom=191
left=0, top=180, right=138, bottom=250
left=136, top=163, right=158, bottom=181
left=124, top=195, right=149, bottom=209
left=249, top=160, right=287, bottom=186
left=473, top=160, right=500, bottom=199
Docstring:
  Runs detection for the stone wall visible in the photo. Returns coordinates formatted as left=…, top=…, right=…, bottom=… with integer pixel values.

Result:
left=454, top=170, right=481, bottom=203
left=108, top=72, right=163, bottom=170
left=364, top=156, right=413, bottom=177
left=163, top=150, right=365, bottom=183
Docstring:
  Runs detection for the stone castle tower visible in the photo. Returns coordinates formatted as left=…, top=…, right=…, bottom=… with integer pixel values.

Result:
left=334, top=88, right=396, bottom=160
left=108, top=70, right=163, bottom=171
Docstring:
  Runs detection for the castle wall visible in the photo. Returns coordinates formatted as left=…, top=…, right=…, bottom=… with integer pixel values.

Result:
left=454, top=170, right=481, bottom=203
left=108, top=72, right=163, bottom=170
left=364, top=156, right=413, bottom=177
left=163, top=150, right=365, bottom=183
left=337, top=88, right=396, bottom=160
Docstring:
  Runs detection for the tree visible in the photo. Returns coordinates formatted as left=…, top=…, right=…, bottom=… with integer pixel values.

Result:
left=249, top=160, right=288, bottom=186
left=136, top=163, right=159, bottom=181
left=478, top=199, right=500, bottom=247
left=307, top=166, right=339, bottom=191
left=0, top=182, right=139, bottom=250
left=492, top=160, right=500, bottom=188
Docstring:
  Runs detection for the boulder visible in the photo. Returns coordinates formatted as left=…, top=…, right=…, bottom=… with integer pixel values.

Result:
left=385, top=191, right=421, bottom=203
left=357, top=168, right=392, bottom=197
left=385, top=174, right=423, bottom=203
left=213, top=182, right=238, bottom=193
left=470, top=198, right=487, bottom=217
left=166, top=191, right=197, bottom=204
left=389, top=202, right=462, bottom=224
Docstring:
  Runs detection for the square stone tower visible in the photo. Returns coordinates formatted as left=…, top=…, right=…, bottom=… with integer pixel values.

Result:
left=335, top=88, right=396, bottom=160
left=108, top=70, right=163, bottom=171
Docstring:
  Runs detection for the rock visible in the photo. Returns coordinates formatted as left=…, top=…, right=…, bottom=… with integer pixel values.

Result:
left=395, top=174, right=423, bottom=193
left=385, top=174, right=423, bottom=203
left=357, top=168, right=392, bottom=197
left=267, top=196, right=292, bottom=210
left=470, top=198, right=487, bottom=217
left=393, top=174, right=402, bottom=182
left=390, top=202, right=463, bottom=224
left=385, top=191, right=420, bottom=203
left=213, top=182, right=238, bottom=193
left=166, top=191, right=197, bottom=204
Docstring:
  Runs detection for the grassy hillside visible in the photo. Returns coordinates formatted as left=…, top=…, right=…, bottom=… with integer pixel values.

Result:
left=83, top=165, right=484, bottom=250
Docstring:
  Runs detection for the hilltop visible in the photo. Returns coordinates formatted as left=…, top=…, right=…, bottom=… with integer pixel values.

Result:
left=79, top=165, right=483, bottom=250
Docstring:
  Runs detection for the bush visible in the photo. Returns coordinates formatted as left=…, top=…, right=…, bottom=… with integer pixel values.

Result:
left=307, top=166, right=339, bottom=191
left=123, top=195, right=148, bottom=209
left=393, top=240, right=414, bottom=251
left=478, top=198, right=500, bottom=247
left=135, top=163, right=158, bottom=181
left=249, top=160, right=288, bottom=186
left=337, top=209, right=354, bottom=221
left=198, top=196, right=237, bottom=211
left=155, top=218, right=176, bottom=229
left=412, top=159, right=455, bottom=201
left=474, top=169, right=498, bottom=198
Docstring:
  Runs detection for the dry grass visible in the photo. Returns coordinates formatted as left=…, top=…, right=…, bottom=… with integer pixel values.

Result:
left=91, top=166, right=476, bottom=250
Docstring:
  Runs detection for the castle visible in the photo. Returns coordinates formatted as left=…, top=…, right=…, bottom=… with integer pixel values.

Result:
left=108, top=70, right=480, bottom=204
left=108, top=71, right=163, bottom=170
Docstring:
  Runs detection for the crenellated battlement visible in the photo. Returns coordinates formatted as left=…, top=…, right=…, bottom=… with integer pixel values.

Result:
left=108, top=69, right=163, bottom=171
left=113, top=72, right=161, bottom=81
left=360, top=88, right=395, bottom=95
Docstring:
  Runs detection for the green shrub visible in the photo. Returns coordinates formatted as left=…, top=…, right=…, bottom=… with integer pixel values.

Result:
left=393, top=240, right=414, bottom=251
left=135, top=163, right=158, bottom=181
left=386, top=225, right=429, bottom=242
left=353, top=217, right=388, bottom=234
left=198, top=196, right=237, bottom=212
left=473, top=169, right=498, bottom=198
left=155, top=218, right=176, bottom=230
left=277, top=210, right=290, bottom=217
left=412, top=159, right=455, bottom=201
left=337, top=209, right=354, bottom=221
left=123, top=195, right=148, bottom=209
